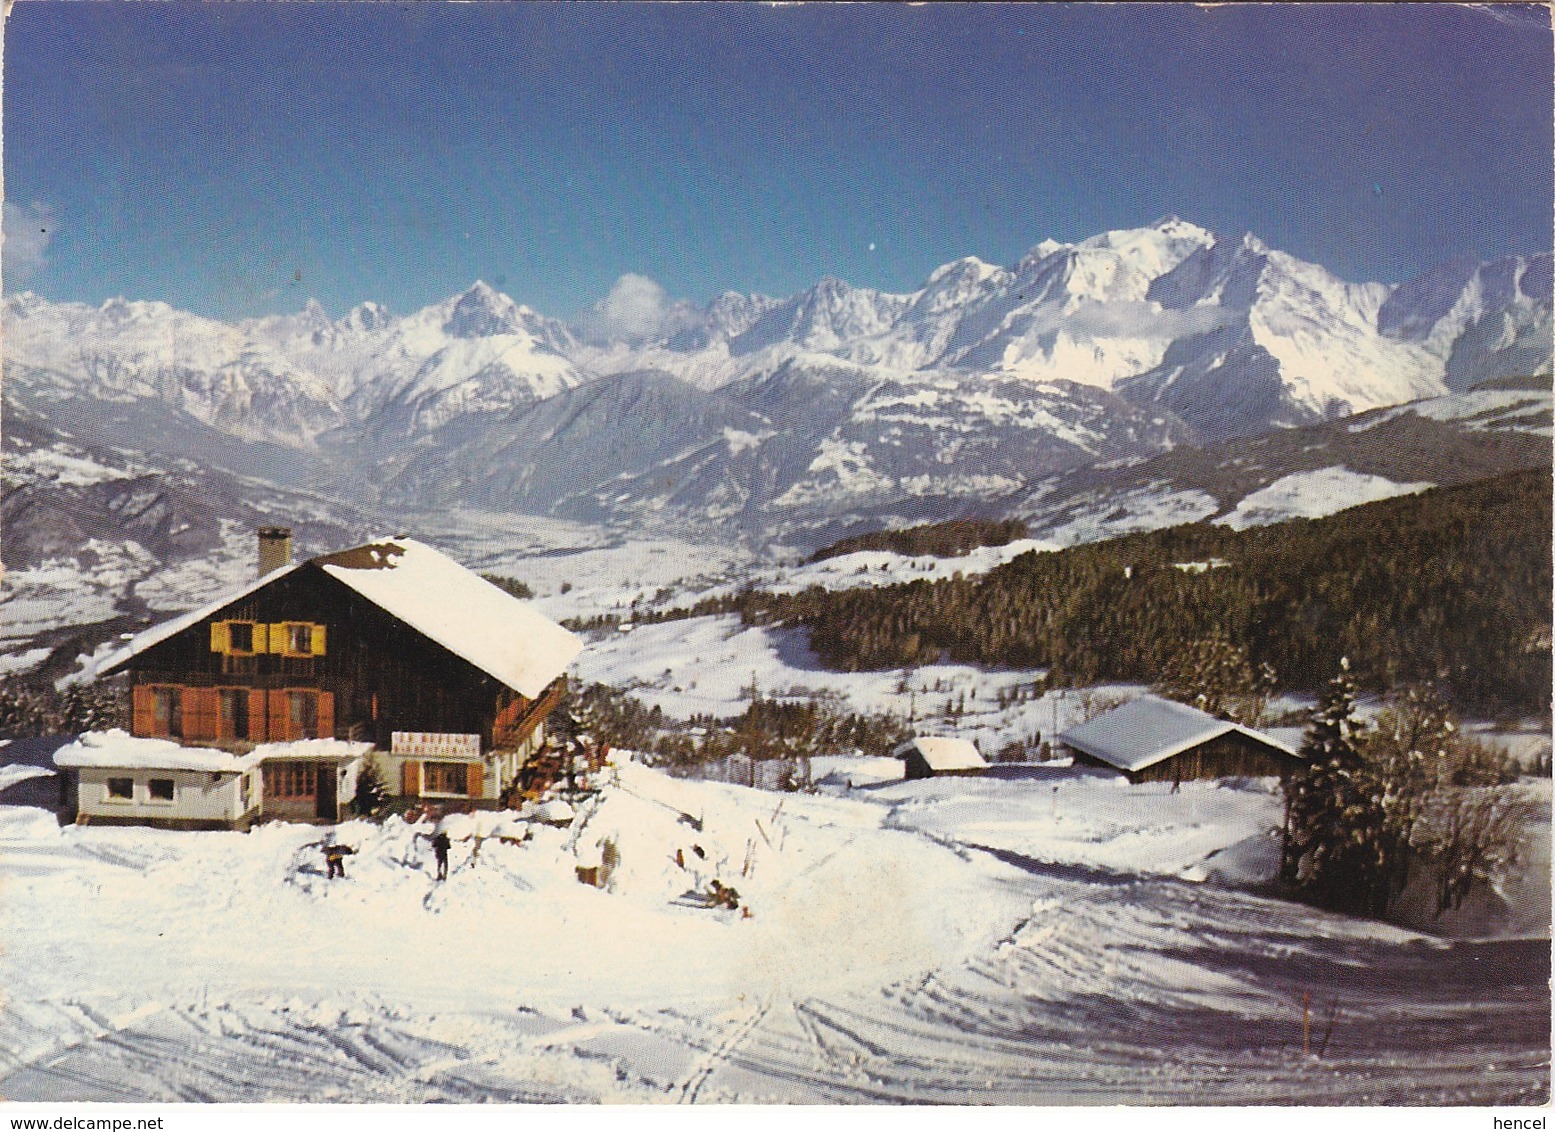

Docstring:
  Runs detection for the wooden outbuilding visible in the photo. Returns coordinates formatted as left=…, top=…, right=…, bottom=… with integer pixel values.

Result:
left=83, top=533, right=582, bottom=825
left=894, top=736, right=988, bottom=780
left=1056, top=694, right=1301, bottom=784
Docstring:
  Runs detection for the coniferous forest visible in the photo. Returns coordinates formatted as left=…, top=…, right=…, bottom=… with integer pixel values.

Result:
left=750, top=470, right=1551, bottom=718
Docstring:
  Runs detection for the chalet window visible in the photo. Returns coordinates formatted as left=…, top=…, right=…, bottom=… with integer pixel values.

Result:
left=147, top=778, right=175, bottom=802
left=289, top=691, right=320, bottom=739
left=218, top=688, right=249, bottom=740
left=274, top=622, right=326, bottom=658
left=423, top=761, right=469, bottom=796
left=152, top=687, right=182, bottom=738
left=265, top=762, right=316, bottom=800
left=212, top=620, right=264, bottom=656
left=106, top=777, right=133, bottom=800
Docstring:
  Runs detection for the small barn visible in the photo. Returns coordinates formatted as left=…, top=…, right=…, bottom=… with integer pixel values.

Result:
left=1056, top=695, right=1301, bottom=784
left=894, top=736, right=988, bottom=780
left=79, top=531, right=583, bottom=825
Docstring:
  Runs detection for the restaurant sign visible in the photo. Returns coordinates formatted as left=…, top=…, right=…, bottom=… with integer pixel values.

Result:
left=391, top=731, right=481, bottom=759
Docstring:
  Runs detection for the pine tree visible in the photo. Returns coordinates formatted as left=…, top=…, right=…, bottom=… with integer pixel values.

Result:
left=1156, top=631, right=1275, bottom=725
left=353, top=756, right=391, bottom=818
left=1282, top=658, right=1374, bottom=911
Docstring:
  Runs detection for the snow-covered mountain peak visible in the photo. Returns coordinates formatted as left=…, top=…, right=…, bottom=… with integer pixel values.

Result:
left=1148, top=215, right=1214, bottom=242
left=924, top=256, right=1002, bottom=288
left=443, top=280, right=527, bottom=338
left=344, top=301, right=393, bottom=335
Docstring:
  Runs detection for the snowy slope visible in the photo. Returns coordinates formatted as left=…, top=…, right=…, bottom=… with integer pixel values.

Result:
left=0, top=760, right=1545, bottom=1103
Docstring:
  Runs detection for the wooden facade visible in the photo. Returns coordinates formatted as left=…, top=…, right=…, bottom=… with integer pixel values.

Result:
left=1071, top=730, right=1298, bottom=785
left=106, top=560, right=568, bottom=813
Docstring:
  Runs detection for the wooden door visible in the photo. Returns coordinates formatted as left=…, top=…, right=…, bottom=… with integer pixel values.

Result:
left=316, top=762, right=337, bottom=820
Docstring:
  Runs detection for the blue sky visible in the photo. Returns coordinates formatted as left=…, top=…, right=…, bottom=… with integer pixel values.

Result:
left=6, top=2, right=1552, bottom=321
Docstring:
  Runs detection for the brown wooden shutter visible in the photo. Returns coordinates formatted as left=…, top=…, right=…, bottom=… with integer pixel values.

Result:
left=311, top=623, right=327, bottom=656
left=179, top=686, right=200, bottom=740
left=132, top=685, right=155, bottom=736
left=185, top=688, right=219, bottom=741
left=268, top=690, right=291, bottom=742
left=248, top=689, right=268, bottom=742
left=401, top=760, right=421, bottom=797
left=316, top=691, right=335, bottom=738
left=210, top=621, right=229, bottom=654
left=466, top=762, right=484, bottom=799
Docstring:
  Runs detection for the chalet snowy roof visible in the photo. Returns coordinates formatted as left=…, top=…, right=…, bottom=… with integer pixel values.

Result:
left=313, top=538, right=581, bottom=699
left=90, top=537, right=582, bottom=700
left=893, top=736, right=988, bottom=772
left=53, top=731, right=376, bottom=773
left=1056, top=695, right=1298, bottom=774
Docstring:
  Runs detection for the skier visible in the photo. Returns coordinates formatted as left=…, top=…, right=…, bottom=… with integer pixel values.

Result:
left=431, top=830, right=451, bottom=881
left=323, top=841, right=356, bottom=879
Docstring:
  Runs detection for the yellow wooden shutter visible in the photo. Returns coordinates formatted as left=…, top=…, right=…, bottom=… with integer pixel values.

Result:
left=249, top=623, right=268, bottom=654
left=267, top=624, right=287, bottom=654
left=311, top=623, right=327, bottom=656
left=210, top=621, right=230, bottom=653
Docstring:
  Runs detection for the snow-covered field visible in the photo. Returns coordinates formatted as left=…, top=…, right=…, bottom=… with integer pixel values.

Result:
left=1, top=757, right=1547, bottom=1104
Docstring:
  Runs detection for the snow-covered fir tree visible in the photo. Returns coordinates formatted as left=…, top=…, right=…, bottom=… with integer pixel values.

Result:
left=1281, top=658, right=1378, bottom=913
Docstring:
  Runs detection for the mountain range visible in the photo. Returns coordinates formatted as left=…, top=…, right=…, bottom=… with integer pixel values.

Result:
left=5, top=217, right=1551, bottom=546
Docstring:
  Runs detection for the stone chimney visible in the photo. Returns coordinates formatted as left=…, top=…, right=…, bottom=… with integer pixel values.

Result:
left=258, top=526, right=293, bottom=577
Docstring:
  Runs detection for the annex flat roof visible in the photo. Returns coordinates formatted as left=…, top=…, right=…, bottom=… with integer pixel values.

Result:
left=1056, top=694, right=1298, bottom=774
left=53, top=731, right=376, bottom=773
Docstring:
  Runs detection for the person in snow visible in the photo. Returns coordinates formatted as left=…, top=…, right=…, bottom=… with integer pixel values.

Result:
left=432, top=830, right=451, bottom=881
left=323, top=841, right=356, bottom=879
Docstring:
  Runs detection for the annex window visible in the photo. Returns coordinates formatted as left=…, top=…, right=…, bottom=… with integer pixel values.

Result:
left=106, top=777, right=133, bottom=800
left=147, top=778, right=175, bottom=802
left=265, top=762, right=317, bottom=800
left=423, top=761, right=470, bottom=796
left=152, top=687, right=182, bottom=738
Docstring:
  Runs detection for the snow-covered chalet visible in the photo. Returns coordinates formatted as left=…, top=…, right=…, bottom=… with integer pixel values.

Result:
left=1056, top=695, right=1301, bottom=785
left=70, top=530, right=582, bottom=828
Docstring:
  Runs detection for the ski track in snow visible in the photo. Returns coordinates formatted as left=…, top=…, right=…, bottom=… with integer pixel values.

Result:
left=1, top=762, right=1547, bottom=1104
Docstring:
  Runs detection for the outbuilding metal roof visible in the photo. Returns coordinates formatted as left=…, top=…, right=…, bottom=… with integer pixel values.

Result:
left=92, top=537, right=582, bottom=701
left=1056, top=695, right=1298, bottom=774
left=893, top=735, right=988, bottom=772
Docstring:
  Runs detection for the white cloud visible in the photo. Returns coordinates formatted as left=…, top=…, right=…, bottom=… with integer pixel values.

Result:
left=577, top=273, right=699, bottom=344
left=4, top=201, right=58, bottom=287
